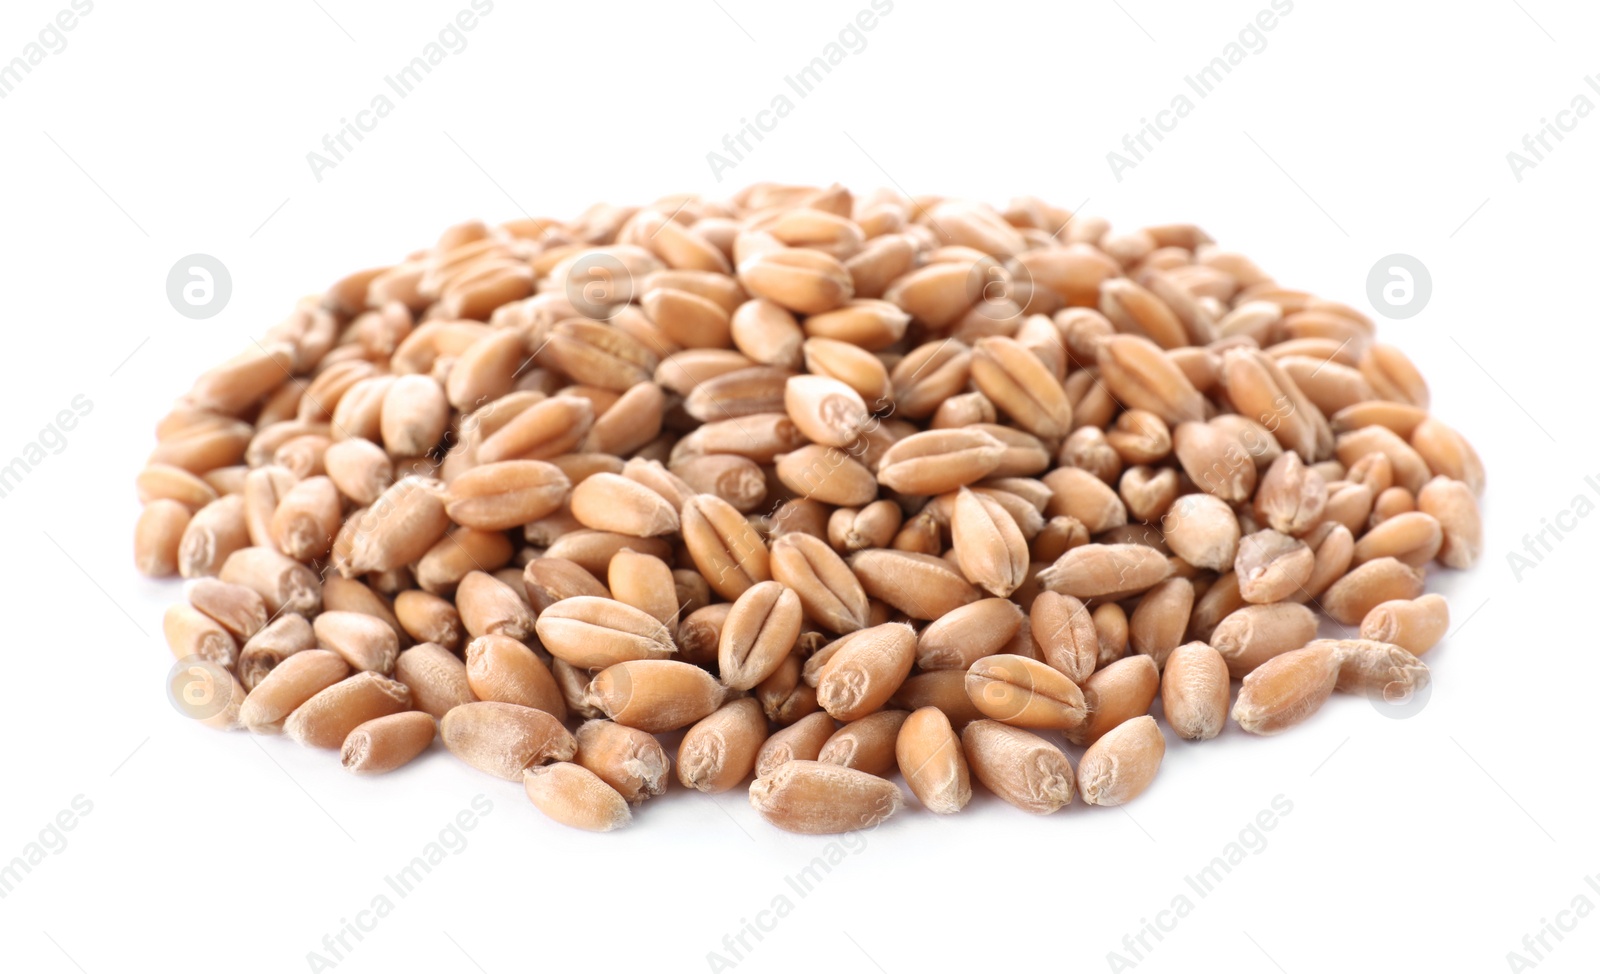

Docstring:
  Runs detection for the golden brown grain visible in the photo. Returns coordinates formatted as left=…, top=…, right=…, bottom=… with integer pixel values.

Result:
left=394, top=642, right=475, bottom=720
left=718, top=580, right=803, bottom=690
left=393, top=590, right=464, bottom=650
left=1321, top=556, right=1425, bottom=626
left=1359, top=594, right=1449, bottom=655
left=163, top=604, right=239, bottom=670
left=534, top=595, right=676, bottom=669
left=678, top=698, right=769, bottom=794
left=874, top=427, right=1005, bottom=496
left=918, top=597, right=1026, bottom=672
left=569, top=472, right=681, bottom=538
left=848, top=549, right=980, bottom=620
left=813, top=622, right=916, bottom=721
left=1161, top=493, right=1240, bottom=571
left=184, top=578, right=268, bottom=642
left=755, top=711, right=836, bottom=779
left=524, top=763, right=633, bottom=832
left=818, top=709, right=911, bottom=776
left=574, top=719, right=671, bottom=803
left=444, top=460, right=570, bottom=531
left=440, top=700, right=576, bottom=779
left=135, top=500, right=191, bottom=577
left=755, top=651, right=822, bottom=725
left=1037, top=543, right=1171, bottom=601
left=680, top=493, right=771, bottom=601
left=769, top=532, right=870, bottom=633
left=960, top=720, right=1075, bottom=814
left=465, top=634, right=566, bottom=719
left=1209, top=602, right=1319, bottom=678
left=240, top=649, right=351, bottom=733
left=1231, top=642, right=1342, bottom=735
left=1235, top=530, right=1315, bottom=604
left=1070, top=654, right=1160, bottom=746
left=964, top=654, right=1087, bottom=730
left=1078, top=715, right=1165, bottom=805
left=950, top=487, right=1030, bottom=597
left=895, top=706, right=971, bottom=814
left=1128, top=577, right=1194, bottom=668
left=1326, top=638, right=1430, bottom=703
left=455, top=570, right=537, bottom=642
left=180, top=492, right=249, bottom=575
left=285, top=672, right=412, bottom=749
left=341, top=711, right=436, bottom=774
left=748, top=760, right=901, bottom=834
left=236, top=615, right=317, bottom=692
left=1416, top=476, right=1482, bottom=569
left=1024, top=588, right=1100, bottom=681
left=1160, top=643, right=1230, bottom=740
left=587, top=659, right=726, bottom=732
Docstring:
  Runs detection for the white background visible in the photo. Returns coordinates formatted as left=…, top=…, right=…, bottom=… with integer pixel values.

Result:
left=0, top=1, right=1594, bottom=972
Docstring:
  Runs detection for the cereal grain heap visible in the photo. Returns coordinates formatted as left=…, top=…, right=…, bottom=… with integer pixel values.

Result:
left=134, top=184, right=1484, bottom=833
